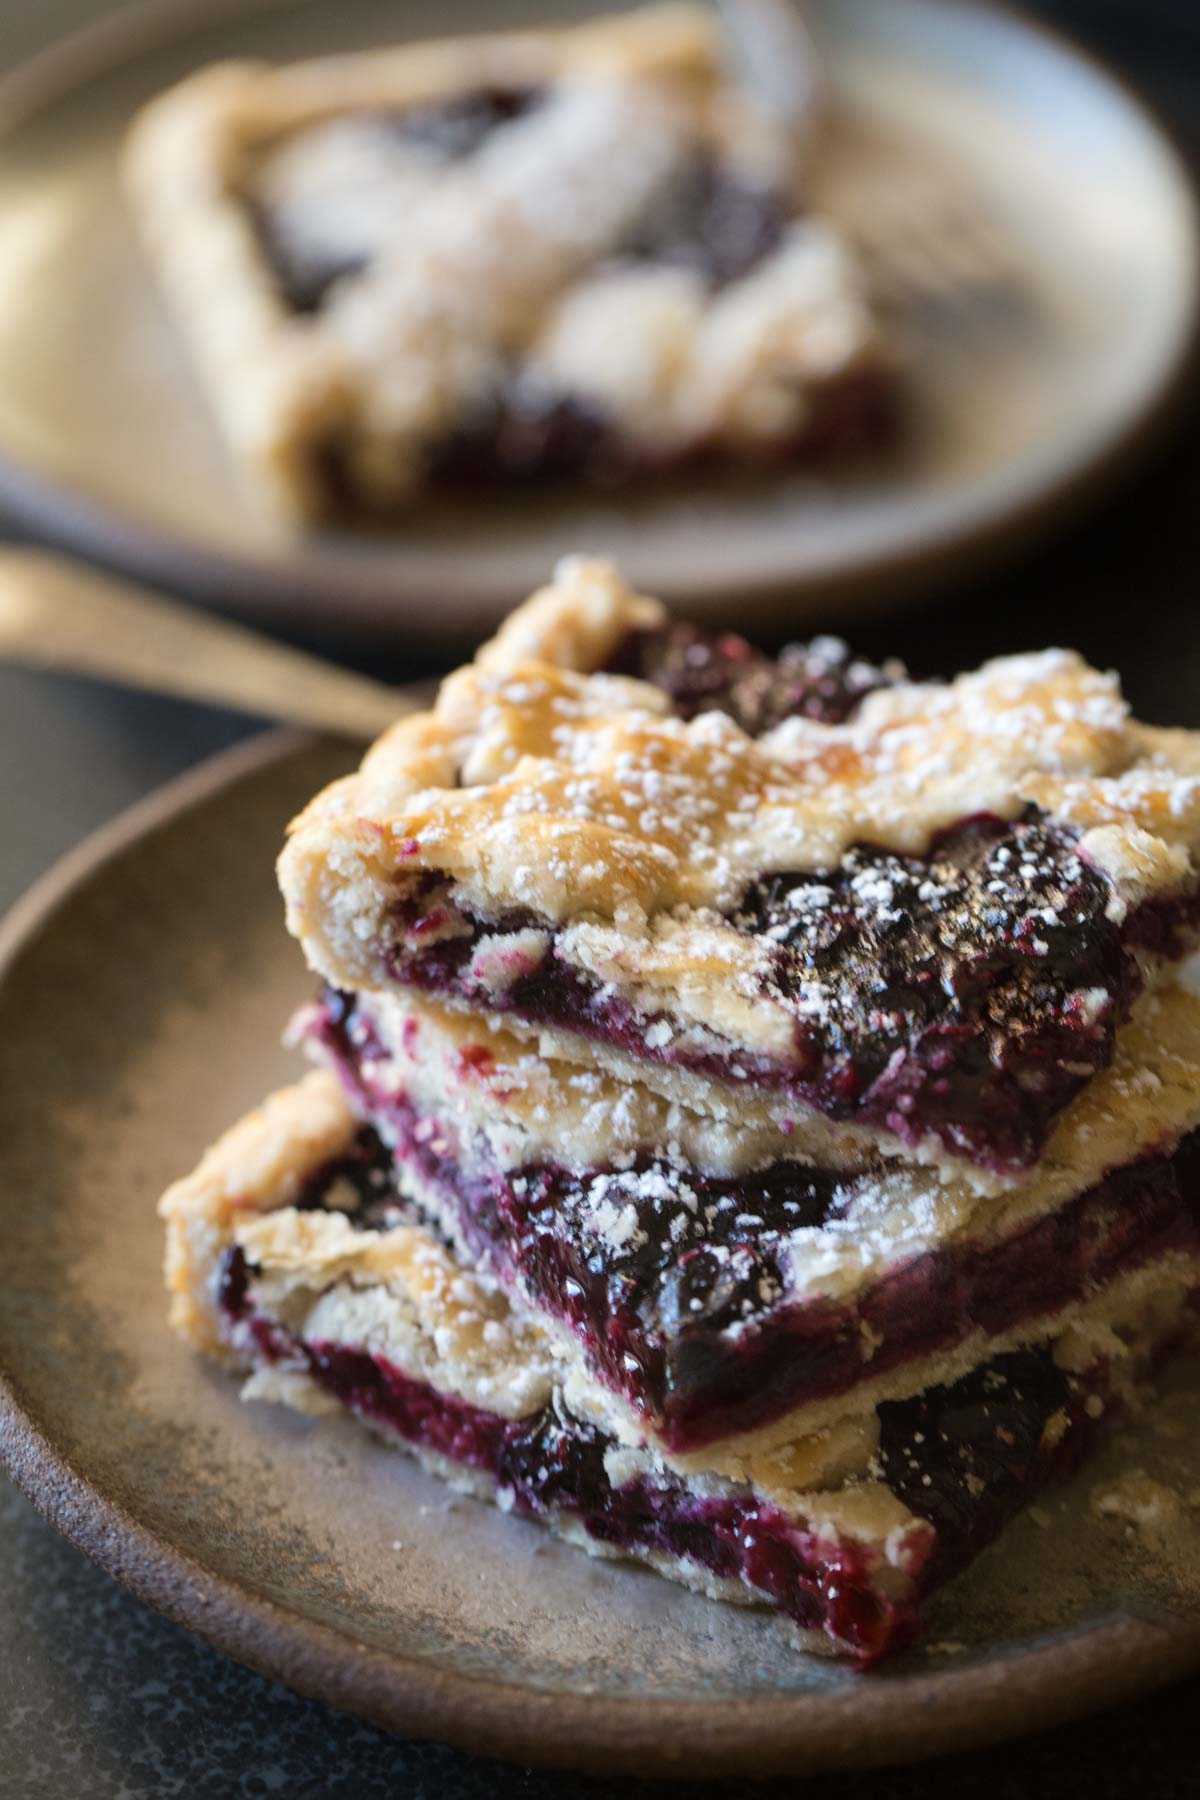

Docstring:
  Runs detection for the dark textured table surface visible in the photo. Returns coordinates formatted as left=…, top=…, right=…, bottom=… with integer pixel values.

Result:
left=3, top=2, right=1200, bottom=1794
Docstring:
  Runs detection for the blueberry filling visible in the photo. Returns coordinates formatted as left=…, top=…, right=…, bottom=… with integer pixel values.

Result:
left=384, top=832, right=1200, bottom=1175
left=251, top=85, right=891, bottom=493
left=378, top=86, right=543, bottom=160
left=734, top=810, right=1175, bottom=1168
left=291, top=1126, right=403, bottom=1226
left=410, top=362, right=891, bottom=494
left=215, top=1225, right=1117, bottom=1664
left=421, top=391, right=618, bottom=489
left=380, top=607, right=1200, bottom=1179
left=623, top=156, right=788, bottom=288
left=308, top=996, right=1200, bottom=1452
left=874, top=1348, right=1106, bottom=1592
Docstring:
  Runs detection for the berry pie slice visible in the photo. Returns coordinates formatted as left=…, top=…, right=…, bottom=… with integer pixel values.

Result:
left=298, top=982, right=1200, bottom=1467
left=122, top=5, right=890, bottom=518
left=279, top=557, right=1200, bottom=1185
left=160, top=1069, right=1195, bottom=1665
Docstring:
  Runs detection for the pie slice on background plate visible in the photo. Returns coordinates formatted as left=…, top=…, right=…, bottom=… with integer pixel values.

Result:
left=122, top=2, right=891, bottom=519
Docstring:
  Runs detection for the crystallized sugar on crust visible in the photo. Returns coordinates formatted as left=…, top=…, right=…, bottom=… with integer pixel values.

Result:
left=280, top=561, right=1200, bottom=1105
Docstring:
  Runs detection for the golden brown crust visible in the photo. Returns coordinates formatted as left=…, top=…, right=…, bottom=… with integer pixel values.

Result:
left=159, top=1068, right=355, bottom=1355
left=279, top=559, right=1200, bottom=1180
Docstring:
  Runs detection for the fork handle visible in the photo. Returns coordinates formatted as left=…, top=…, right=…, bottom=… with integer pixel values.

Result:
left=0, top=547, right=409, bottom=741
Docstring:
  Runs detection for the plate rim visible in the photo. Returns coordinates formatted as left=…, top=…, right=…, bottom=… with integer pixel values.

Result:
left=1, top=730, right=1200, bottom=1777
left=0, top=0, right=1195, bottom=635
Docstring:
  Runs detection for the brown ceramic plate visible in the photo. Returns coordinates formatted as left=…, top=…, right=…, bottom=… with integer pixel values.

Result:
left=0, top=0, right=1195, bottom=637
left=2, top=732, right=1200, bottom=1779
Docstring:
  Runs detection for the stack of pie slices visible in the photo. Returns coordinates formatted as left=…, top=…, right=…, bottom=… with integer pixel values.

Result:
left=162, top=558, right=1200, bottom=1662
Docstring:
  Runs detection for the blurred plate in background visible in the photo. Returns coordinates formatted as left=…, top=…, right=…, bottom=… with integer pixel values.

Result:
left=0, top=0, right=1194, bottom=638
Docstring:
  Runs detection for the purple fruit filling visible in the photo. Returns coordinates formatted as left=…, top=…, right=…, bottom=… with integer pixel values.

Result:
left=251, top=90, right=892, bottom=493
left=253, top=86, right=544, bottom=313
left=605, top=620, right=903, bottom=732
left=216, top=1228, right=1116, bottom=1664
left=310, top=991, right=1200, bottom=1453
left=416, top=363, right=892, bottom=492
left=373, top=621, right=1200, bottom=1172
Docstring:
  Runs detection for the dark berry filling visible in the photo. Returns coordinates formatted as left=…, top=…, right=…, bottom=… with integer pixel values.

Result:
left=251, top=84, right=892, bottom=493
left=385, top=766, right=1199, bottom=1172
left=735, top=810, right=1183, bottom=1169
left=410, top=362, right=892, bottom=494
left=311, top=991, right=1200, bottom=1452
left=421, top=391, right=617, bottom=490
left=605, top=620, right=902, bottom=731
left=874, top=1348, right=1108, bottom=1592
left=214, top=1225, right=1118, bottom=1664
left=624, top=157, right=788, bottom=288
left=253, top=87, right=544, bottom=313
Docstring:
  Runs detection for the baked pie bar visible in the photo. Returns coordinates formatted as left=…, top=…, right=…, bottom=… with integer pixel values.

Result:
left=164, top=557, right=1200, bottom=1662
left=298, top=984, right=1200, bottom=1464
left=123, top=5, right=890, bottom=518
left=279, top=558, right=1200, bottom=1182
left=161, top=1070, right=1194, bottom=1665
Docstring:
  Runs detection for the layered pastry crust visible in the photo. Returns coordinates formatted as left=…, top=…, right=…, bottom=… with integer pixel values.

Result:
left=160, top=1070, right=1193, bottom=1662
left=124, top=4, right=886, bottom=518
left=280, top=558, right=1200, bottom=1181
left=301, top=981, right=1200, bottom=1466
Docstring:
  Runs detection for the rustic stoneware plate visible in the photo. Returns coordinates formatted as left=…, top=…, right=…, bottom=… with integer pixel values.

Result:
left=2, top=732, right=1200, bottom=1778
left=0, top=0, right=1194, bottom=636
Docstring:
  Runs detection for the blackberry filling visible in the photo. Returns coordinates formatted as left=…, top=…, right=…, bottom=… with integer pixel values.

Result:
left=604, top=620, right=902, bottom=731
left=215, top=1227, right=1120, bottom=1665
left=385, top=821, right=1200, bottom=1172
left=252, top=86, right=544, bottom=312
left=309, top=1000, right=1200, bottom=1452
left=379, top=597, right=1200, bottom=1183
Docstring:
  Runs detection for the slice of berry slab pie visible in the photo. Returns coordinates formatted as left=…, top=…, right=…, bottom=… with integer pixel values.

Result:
left=161, top=1070, right=1196, bottom=1666
left=296, top=982, right=1200, bottom=1466
left=279, top=557, right=1200, bottom=1184
left=123, top=4, right=890, bottom=518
